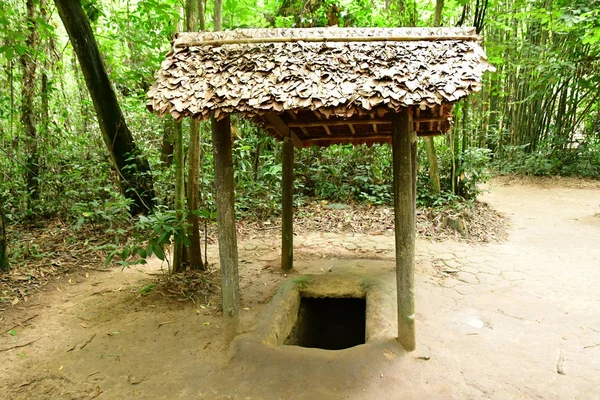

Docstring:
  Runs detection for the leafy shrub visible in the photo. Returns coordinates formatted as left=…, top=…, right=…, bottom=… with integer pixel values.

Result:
left=494, top=137, right=600, bottom=179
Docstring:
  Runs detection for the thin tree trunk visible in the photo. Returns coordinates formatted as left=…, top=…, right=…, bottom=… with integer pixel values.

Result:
left=40, top=1, right=51, bottom=143
left=199, top=0, right=206, bottom=32
left=422, top=0, right=444, bottom=196
left=160, top=119, right=174, bottom=167
left=54, top=0, right=155, bottom=215
left=424, top=139, right=440, bottom=195
left=214, top=0, right=223, bottom=31
left=186, top=0, right=203, bottom=270
left=172, top=120, right=186, bottom=272
left=433, top=0, right=444, bottom=26
left=172, top=8, right=186, bottom=272
left=20, top=0, right=40, bottom=204
left=252, top=141, right=262, bottom=181
left=0, top=203, right=7, bottom=273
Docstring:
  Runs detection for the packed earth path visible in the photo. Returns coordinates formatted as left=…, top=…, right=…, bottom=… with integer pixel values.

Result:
left=1, top=177, right=600, bottom=399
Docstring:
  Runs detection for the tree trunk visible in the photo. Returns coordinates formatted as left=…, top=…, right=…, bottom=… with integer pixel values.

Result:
left=54, top=0, right=155, bottom=215
left=422, top=0, right=444, bottom=197
left=20, top=0, right=39, bottom=204
left=434, top=0, right=444, bottom=26
left=160, top=118, right=174, bottom=168
left=40, top=1, right=51, bottom=142
left=214, top=0, right=223, bottom=31
left=0, top=204, right=8, bottom=273
left=186, top=120, right=203, bottom=269
left=199, top=0, right=206, bottom=31
left=172, top=7, right=187, bottom=272
left=172, top=121, right=186, bottom=272
left=185, top=0, right=204, bottom=270
left=424, top=138, right=440, bottom=195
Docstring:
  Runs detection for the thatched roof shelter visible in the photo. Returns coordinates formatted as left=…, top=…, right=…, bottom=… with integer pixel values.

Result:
left=148, top=27, right=493, bottom=352
left=148, top=27, right=493, bottom=147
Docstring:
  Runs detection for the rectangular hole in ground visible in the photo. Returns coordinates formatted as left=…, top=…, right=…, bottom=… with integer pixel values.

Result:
left=284, top=296, right=366, bottom=350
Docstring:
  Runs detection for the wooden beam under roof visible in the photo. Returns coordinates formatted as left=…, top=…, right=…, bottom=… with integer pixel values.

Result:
left=286, top=111, right=310, bottom=139
left=286, top=117, right=447, bottom=128
left=262, top=112, right=303, bottom=149
left=301, top=131, right=442, bottom=147
left=313, top=112, right=332, bottom=136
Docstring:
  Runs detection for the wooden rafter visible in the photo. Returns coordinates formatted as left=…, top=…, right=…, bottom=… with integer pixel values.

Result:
left=286, top=111, right=310, bottom=138
left=302, top=131, right=441, bottom=146
left=262, top=112, right=303, bottom=149
left=313, top=112, right=332, bottom=135
left=369, top=113, right=378, bottom=134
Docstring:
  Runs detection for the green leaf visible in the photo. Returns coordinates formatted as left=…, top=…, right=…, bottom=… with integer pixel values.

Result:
left=122, top=247, right=131, bottom=260
left=157, top=229, right=170, bottom=245
left=146, top=240, right=154, bottom=259
left=105, top=251, right=117, bottom=266
left=136, top=247, right=147, bottom=259
left=139, top=284, right=155, bottom=295
left=8, top=329, right=17, bottom=336
left=153, top=243, right=165, bottom=261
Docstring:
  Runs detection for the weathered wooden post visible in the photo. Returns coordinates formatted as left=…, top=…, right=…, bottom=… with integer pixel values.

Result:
left=281, top=136, right=294, bottom=271
left=392, top=108, right=416, bottom=351
left=211, top=115, right=240, bottom=327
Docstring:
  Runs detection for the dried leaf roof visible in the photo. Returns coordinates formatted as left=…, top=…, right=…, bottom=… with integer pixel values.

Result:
left=147, top=27, right=494, bottom=145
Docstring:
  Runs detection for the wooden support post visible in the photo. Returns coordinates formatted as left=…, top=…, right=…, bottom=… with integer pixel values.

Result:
left=392, top=108, right=416, bottom=352
left=211, top=115, right=240, bottom=327
left=281, top=136, right=294, bottom=271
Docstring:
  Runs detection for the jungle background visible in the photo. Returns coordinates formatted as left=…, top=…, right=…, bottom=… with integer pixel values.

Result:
left=1, top=0, right=599, bottom=283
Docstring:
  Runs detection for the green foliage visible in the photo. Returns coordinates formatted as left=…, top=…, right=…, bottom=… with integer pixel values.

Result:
left=494, top=138, right=600, bottom=178
left=417, top=135, right=491, bottom=207
left=102, top=206, right=190, bottom=269
left=296, top=144, right=393, bottom=205
left=456, top=148, right=492, bottom=199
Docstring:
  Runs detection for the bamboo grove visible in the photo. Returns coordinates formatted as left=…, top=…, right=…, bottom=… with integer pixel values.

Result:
left=1, top=0, right=599, bottom=271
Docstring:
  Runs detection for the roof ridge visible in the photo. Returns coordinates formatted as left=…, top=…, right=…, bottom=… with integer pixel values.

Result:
left=174, top=27, right=480, bottom=48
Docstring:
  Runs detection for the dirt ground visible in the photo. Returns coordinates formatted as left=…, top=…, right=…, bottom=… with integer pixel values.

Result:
left=1, top=177, right=600, bottom=399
